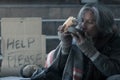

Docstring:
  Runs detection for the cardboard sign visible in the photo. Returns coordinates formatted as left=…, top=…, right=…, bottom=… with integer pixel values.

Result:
left=0, top=18, right=46, bottom=76
left=0, top=77, right=30, bottom=80
left=1, top=18, right=42, bottom=35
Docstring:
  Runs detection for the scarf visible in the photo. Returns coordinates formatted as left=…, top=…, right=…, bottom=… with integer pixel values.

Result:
left=45, top=44, right=84, bottom=80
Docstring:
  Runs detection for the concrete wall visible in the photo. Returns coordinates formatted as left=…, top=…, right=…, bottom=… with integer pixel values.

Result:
left=0, top=5, right=119, bottom=18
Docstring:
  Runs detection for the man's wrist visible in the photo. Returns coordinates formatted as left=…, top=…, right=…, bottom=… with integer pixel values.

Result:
left=62, top=46, right=71, bottom=55
left=78, top=40, right=98, bottom=58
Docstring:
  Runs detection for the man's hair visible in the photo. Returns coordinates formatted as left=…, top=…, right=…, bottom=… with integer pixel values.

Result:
left=77, top=3, right=115, bottom=36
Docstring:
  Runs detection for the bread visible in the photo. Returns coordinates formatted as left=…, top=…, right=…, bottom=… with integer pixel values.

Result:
left=63, top=16, right=77, bottom=32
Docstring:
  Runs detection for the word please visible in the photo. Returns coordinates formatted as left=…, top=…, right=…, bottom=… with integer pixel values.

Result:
left=7, top=53, right=42, bottom=68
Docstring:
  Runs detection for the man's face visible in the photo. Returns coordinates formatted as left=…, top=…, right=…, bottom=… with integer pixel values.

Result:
left=80, top=10, right=98, bottom=38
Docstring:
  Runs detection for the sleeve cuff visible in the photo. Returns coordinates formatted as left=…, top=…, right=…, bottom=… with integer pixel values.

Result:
left=90, top=51, right=100, bottom=61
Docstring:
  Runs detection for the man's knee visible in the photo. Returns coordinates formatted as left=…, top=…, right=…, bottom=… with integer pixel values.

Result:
left=106, top=74, right=120, bottom=80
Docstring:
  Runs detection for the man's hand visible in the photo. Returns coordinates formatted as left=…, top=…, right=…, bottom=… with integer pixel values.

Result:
left=72, top=32, right=97, bottom=58
left=58, top=25, right=72, bottom=54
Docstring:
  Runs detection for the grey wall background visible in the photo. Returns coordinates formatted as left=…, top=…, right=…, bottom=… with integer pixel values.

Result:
left=0, top=4, right=120, bottom=53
